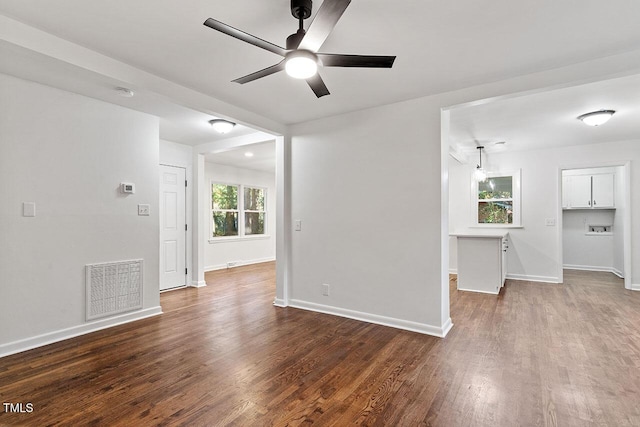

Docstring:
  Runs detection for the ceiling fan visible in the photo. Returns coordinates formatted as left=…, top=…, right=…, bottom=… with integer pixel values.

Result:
left=203, top=0, right=396, bottom=98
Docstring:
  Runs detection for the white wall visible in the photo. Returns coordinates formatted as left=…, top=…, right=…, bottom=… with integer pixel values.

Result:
left=289, top=97, right=448, bottom=335
left=0, top=73, right=161, bottom=356
left=563, top=209, right=615, bottom=269
left=449, top=140, right=639, bottom=285
left=205, top=162, right=276, bottom=270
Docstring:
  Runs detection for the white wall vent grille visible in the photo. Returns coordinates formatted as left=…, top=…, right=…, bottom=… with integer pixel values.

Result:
left=86, top=259, right=143, bottom=321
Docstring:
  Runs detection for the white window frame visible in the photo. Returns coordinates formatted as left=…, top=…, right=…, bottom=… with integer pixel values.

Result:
left=472, top=169, right=522, bottom=228
left=210, top=181, right=269, bottom=242
left=211, top=182, right=240, bottom=238
left=243, top=185, right=267, bottom=236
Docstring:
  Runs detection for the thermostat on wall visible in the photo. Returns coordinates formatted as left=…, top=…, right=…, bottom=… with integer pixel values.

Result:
left=121, top=182, right=135, bottom=194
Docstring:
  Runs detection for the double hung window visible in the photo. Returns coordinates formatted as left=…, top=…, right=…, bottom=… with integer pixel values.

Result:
left=211, top=183, right=266, bottom=238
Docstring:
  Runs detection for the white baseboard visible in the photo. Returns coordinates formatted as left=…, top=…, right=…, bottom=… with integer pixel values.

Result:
left=448, top=268, right=458, bottom=275
left=273, top=298, right=287, bottom=307
left=506, top=273, right=561, bottom=284
left=0, top=306, right=163, bottom=359
left=631, top=284, right=640, bottom=292
left=457, top=287, right=499, bottom=295
left=288, top=299, right=451, bottom=338
left=190, top=280, right=207, bottom=288
left=564, top=264, right=626, bottom=279
left=205, top=257, right=275, bottom=272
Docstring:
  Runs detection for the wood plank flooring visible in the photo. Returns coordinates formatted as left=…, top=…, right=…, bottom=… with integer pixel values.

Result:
left=1, top=263, right=639, bottom=426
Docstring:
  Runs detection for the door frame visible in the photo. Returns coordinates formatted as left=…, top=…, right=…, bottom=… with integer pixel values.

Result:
left=159, top=163, right=190, bottom=291
left=557, top=161, right=632, bottom=289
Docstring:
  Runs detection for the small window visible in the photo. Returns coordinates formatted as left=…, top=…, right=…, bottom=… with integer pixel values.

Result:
left=474, top=170, right=521, bottom=226
left=212, top=183, right=239, bottom=237
left=244, top=186, right=266, bottom=235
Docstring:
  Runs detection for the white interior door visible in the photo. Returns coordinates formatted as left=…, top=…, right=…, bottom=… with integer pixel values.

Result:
left=160, top=165, right=186, bottom=291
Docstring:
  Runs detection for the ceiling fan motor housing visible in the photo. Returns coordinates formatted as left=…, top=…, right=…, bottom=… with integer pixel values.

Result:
left=291, top=0, right=313, bottom=20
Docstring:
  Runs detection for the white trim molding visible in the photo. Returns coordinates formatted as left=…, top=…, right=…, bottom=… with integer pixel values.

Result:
left=505, top=274, right=561, bottom=284
left=0, top=306, right=162, bottom=359
left=288, top=299, right=453, bottom=338
left=205, top=257, right=275, bottom=272
left=190, top=280, right=207, bottom=288
left=631, top=284, right=640, bottom=292
left=273, top=298, right=287, bottom=307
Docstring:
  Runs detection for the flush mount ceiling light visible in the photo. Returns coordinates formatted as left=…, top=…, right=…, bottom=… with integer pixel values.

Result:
left=577, top=110, right=615, bottom=126
left=474, top=146, right=488, bottom=182
left=285, top=50, right=318, bottom=79
left=209, top=119, right=236, bottom=134
left=115, top=87, right=134, bottom=98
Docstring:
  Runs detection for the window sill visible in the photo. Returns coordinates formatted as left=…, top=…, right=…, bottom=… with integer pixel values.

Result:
left=209, top=235, right=271, bottom=244
left=471, top=225, right=524, bottom=229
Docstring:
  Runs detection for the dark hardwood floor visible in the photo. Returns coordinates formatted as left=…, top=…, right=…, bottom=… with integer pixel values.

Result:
left=1, top=263, right=639, bottom=426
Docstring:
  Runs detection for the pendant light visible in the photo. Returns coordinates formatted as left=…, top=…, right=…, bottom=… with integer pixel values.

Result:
left=474, top=146, right=488, bottom=182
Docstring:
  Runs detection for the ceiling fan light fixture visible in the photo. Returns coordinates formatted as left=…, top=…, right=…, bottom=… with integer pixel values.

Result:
left=577, top=110, right=615, bottom=126
left=209, top=119, right=236, bottom=134
left=285, top=50, right=318, bottom=79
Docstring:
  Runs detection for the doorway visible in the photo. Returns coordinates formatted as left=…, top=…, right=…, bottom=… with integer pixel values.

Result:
left=559, top=163, right=631, bottom=289
left=159, top=164, right=187, bottom=291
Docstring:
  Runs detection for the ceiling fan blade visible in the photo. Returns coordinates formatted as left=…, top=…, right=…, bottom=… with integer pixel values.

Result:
left=306, top=73, right=330, bottom=98
left=232, top=61, right=286, bottom=84
left=204, top=18, right=287, bottom=57
left=298, top=0, right=351, bottom=52
left=317, top=53, right=396, bottom=68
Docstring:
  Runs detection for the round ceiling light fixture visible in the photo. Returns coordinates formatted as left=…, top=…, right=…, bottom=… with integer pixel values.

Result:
left=115, top=87, right=135, bottom=98
left=285, top=50, right=318, bottom=79
left=209, top=119, right=236, bottom=134
left=577, top=110, right=615, bottom=127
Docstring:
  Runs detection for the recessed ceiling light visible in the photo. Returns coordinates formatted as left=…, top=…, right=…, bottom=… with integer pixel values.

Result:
left=244, top=152, right=254, bottom=158
left=115, top=87, right=134, bottom=98
left=208, top=119, right=236, bottom=133
left=577, top=110, right=615, bottom=126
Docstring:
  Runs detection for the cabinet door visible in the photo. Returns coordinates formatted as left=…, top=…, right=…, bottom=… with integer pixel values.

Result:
left=568, top=175, right=592, bottom=208
left=592, top=174, right=614, bottom=208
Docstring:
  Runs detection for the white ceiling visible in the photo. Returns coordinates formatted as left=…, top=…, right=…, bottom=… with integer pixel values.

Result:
left=1, top=1, right=640, bottom=148
left=449, top=73, right=640, bottom=157
left=205, top=141, right=276, bottom=173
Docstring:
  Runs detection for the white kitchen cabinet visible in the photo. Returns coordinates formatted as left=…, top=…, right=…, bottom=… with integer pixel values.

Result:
left=592, top=174, right=615, bottom=208
left=452, top=232, right=508, bottom=295
left=563, top=173, right=614, bottom=209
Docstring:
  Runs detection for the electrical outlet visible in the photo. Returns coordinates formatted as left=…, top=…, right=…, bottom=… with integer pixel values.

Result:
left=545, top=218, right=555, bottom=226
left=322, top=283, right=330, bottom=296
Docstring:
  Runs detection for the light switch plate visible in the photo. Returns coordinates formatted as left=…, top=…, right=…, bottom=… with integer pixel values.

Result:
left=138, top=204, right=150, bottom=216
left=23, top=202, right=36, bottom=217
left=295, top=220, right=302, bottom=231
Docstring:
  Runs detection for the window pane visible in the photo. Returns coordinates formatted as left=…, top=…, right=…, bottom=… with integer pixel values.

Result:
left=244, top=212, right=265, bottom=235
left=478, top=201, right=513, bottom=224
left=244, top=187, right=265, bottom=211
left=212, top=211, right=238, bottom=236
left=478, top=176, right=512, bottom=200
left=212, top=184, right=238, bottom=210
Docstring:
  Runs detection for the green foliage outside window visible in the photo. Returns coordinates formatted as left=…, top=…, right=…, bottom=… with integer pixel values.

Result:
left=478, top=177, right=513, bottom=224
left=212, top=184, right=238, bottom=236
